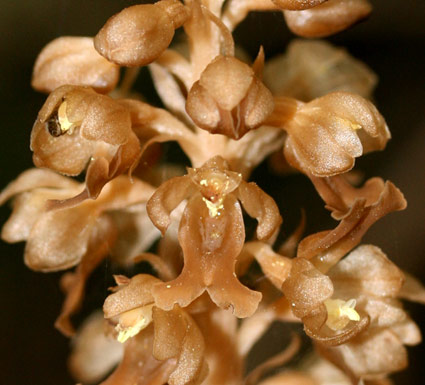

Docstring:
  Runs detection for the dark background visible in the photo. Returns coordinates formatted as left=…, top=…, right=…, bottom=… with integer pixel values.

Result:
left=0, top=1, right=424, bottom=384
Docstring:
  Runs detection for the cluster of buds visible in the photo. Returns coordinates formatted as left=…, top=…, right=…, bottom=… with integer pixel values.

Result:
left=1, top=1, right=424, bottom=385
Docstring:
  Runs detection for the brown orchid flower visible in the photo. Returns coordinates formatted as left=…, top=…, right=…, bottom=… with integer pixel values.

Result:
left=222, top=0, right=371, bottom=38
left=317, top=245, right=423, bottom=381
left=263, top=39, right=377, bottom=102
left=30, top=85, right=142, bottom=207
left=68, top=311, right=124, bottom=384
left=186, top=49, right=274, bottom=140
left=94, top=0, right=190, bottom=67
left=283, top=0, right=372, bottom=38
left=32, top=36, right=120, bottom=94
left=279, top=181, right=408, bottom=349
left=0, top=169, right=155, bottom=335
left=267, top=91, right=390, bottom=177
left=146, top=155, right=282, bottom=318
left=102, top=274, right=208, bottom=385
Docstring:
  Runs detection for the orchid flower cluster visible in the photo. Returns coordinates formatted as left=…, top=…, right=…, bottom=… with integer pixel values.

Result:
left=2, top=1, right=425, bottom=384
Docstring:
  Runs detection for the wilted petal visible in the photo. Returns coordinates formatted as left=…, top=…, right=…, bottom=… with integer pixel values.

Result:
left=236, top=180, right=282, bottom=240
left=284, top=0, right=372, bottom=38
left=69, top=311, right=124, bottom=384
left=32, top=36, right=119, bottom=94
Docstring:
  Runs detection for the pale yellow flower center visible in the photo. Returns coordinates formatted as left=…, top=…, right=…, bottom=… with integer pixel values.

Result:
left=57, top=101, right=78, bottom=134
left=324, top=298, right=360, bottom=331
left=115, top=303, right=154, bottom=343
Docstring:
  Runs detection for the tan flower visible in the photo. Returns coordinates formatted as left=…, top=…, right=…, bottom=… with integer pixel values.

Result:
left=94, top=0, right=189, bottom=67
left=68, top=311, right=124, bottom=385
left=283, top=0, right=372, bottom=38
left=264, top=39, right=377, bottom=101
left=32, top=36, right=119, bottom=94
left=146, top=155, right=282, bottom=317
left=30, top=85, right=141, bottom=206
left=268, top=92, right=390, bottom=177
left=186, top=51, right=274, bottom=139
left=102, top=274, right=207, bottom=385
left=0, top=169, right=155, bottom=335
left=316, top=245, right=422, bottom=381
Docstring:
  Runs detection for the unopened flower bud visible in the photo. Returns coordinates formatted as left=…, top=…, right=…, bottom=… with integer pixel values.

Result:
left=186, top=55, right=274, bottom=140
left=94, top=0, right=189, bottom=67
left=284, top=0, right=372, bottom=38
left=32, top=37, right=119, bottom=94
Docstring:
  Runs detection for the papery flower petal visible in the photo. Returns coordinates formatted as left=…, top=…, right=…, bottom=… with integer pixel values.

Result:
left=1, top=187, right=79, bottom=243
left=398, top=272, right=425, bottom=305
left=0, top=168, right=78, bottom=206
left=69, top=311, right=124, bottom=385
left=310, top=175, right=385, bottom=219
left=153, top=306, right=208, bottom=385
left=284, top=0, right=372, bottom=38
left=147, top=175, right=196, bottom=235
left=104, top=274, right=160, bottom=319
left=329, top=245, right=404, bottom=298
left=318, top=328, right=408, bottom=379
left=236, top=181, right=282, bottom=240
left=241, top=242, right=292, bottom=288
left=297, top=181, right=406, bottom=272
left=282, top=258, right=334, bottom=318
left=100, top=326, right=176, bottom=385
left=281, top=92, right=389, bottom=177
left=264, top=39, right=377, bottom=101
left=24, top=201, right=98, bottom=271
left=32, top=36, right=119, bottom=94
left=109, top=206, right=161, bottom=265
left=186, top=55, right=274, bottom=139
left=193, top=306, right=243, bottom=385
left=390, top=318, right=422, bottom=346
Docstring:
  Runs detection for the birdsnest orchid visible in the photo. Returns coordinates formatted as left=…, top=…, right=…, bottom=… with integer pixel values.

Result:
left=1, top=1, right=424, bottom=385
